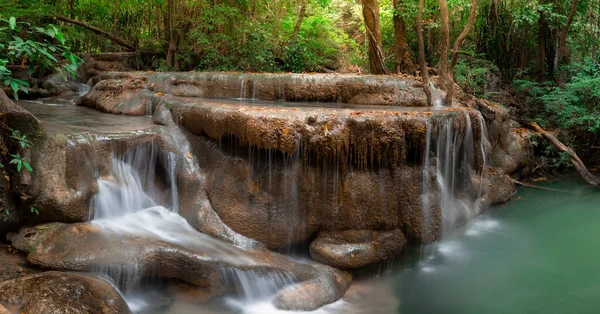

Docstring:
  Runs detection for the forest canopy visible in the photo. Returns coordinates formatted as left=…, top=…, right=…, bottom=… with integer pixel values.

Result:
left=1, top=0, right=590, bottom=78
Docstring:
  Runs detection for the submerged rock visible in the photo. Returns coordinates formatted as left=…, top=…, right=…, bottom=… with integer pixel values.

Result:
left=309, top=229, right=406, bottom=269
left=7, top=220, right=351, bottom=311
left=0, top=271, right=131, bottom=314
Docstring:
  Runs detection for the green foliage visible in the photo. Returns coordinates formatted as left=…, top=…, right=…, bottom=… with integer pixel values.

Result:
left=30, top=207, right=39, bottom=215
left=514, top=59, right=600, bottom=133
left=0, top=16, right=82, bottom=99
left=454, top=45, right=499, bottom=97
left=9, top=128, right=33, bottom=149
left=9, top=153, right=32, bottom=173
left=3, top=128, right=34, bottom=173
left=2, top=209, right=8, bottom=222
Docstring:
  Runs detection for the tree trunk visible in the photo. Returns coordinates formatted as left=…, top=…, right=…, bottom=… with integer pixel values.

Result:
left=444, top=0, right=481, bottom=106
left=539, top=14, right=547, bottom=77
left=437, top=0, right=450, bottom=83
left=165, top=0, right=178, bottom=70
left=55, top=16, right=135, bottom=51
left=393, top=0, right=417, bottom=74
left=361, top=0, right=390, bottom=74
left=559, top=0, right=579, bottom=59
left=558, top=0, right=579, bottom=84
left=290, top=0, right=308, bottom=43
left=529, top=122, right=600, bottom=188
left=417, top=0, right=432, bottom=105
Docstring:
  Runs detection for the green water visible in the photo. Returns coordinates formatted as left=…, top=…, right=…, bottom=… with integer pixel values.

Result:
left=142, top=178, right=600, bottom=314
left=394, top=178, right=600, bottom=314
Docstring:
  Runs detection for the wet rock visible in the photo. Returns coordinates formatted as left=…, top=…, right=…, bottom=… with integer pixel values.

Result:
left=7, top=221, right=350, bottom=311
left=82, top=72, right=428, bottom=109
left=485, top=174, right=517, bottom=205
left=272, top=263, right=352, bottom=311
left=79, top=77, right=151, bottom=115
left=309, top=229, right=406, bottom=269
left=0, top=173, right=17, bottom=236
left=477, top=100, right=533, bottom=177
left=0, top=271, right=131, bottom=314
left=0, top=243, right=35, bottom=282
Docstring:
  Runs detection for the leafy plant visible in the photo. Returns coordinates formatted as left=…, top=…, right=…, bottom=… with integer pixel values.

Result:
left=2, top=209, right=8, bottom=222
left=30, top=207, right=39, bottom=215
left=0, top=16, right=82, bottom=99
left=9, top=128, right=33, bottom=148
left=9, top=153, right=32, bottom=172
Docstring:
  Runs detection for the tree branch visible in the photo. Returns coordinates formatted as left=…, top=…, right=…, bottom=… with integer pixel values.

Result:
left=55, top=16, right=135, bottom=51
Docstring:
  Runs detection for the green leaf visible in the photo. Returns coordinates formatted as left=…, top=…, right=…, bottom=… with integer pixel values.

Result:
left=10, top=81, right=18, bottom=93
left=23, top=160, right=32, bottom=172
left=9, top=17, right=16, bottom=30
left=17, top=162, right=21, bottom=172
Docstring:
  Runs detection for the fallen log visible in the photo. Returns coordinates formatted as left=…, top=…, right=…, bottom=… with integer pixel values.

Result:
left=512, top=179, right=577, bottom=195
left=55, top=16, right=135, bottom=51
left=528, top=122, right=600, bottom=188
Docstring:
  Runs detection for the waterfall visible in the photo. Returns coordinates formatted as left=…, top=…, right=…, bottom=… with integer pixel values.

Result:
left=421, top=111, right=487, bottom=237
left=429, top=82, right=443, bottom=107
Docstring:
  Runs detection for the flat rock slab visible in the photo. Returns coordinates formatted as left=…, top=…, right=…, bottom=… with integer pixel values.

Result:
left=84, top=71, right=429, bottom=107
left=0, top=271, right=131, bottom=314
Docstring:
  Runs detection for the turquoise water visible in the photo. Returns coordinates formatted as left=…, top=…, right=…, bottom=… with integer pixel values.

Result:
left=143, top=178, right=600, bottom=314
left=395, top=178, right=600, bottom=314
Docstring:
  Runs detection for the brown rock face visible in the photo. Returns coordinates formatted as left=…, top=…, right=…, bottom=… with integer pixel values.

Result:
left=309, top=229, right=406, bottom=269
left=0, top=271, right=131, bottom=314
left=7, top=222, right=351, bottom=311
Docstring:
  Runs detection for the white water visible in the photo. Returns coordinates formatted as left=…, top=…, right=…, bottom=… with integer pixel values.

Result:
left=421, top=112, right=488, bottom=239
left=429, top=82, right=443, bottom=107
left=88, top=139, right=303, bottom=312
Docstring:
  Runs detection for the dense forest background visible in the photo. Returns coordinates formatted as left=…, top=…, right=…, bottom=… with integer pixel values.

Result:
left=3, top=0, right=600, bottom=169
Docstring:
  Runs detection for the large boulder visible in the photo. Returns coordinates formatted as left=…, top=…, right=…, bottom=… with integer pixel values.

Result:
left=309, top=229, right=406, bottom=269
left=0, top=271, right=131, bottom=314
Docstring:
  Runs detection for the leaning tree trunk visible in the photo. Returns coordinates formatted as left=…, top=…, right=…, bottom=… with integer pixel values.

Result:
left=529, top=122, right=600, bottom=188
left=437, top=0, right=450, bottom=83
left=393, top=0, right=417, bottom=74
left=444, top=0, right=481, bottom=106
left=417, top=0, right=432, bottom=105
left=361, top=0, right=390, bottom=74
left=56, top=16, right=135, bottom=51
left=290, top=0, right=308, bottom=43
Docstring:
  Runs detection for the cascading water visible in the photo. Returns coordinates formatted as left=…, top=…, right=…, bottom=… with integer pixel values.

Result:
left=421, top=111, right=487, bottom=236
left=87, top=135, right=303, bottom=313
left=429, top=82, right=443, bottom=107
